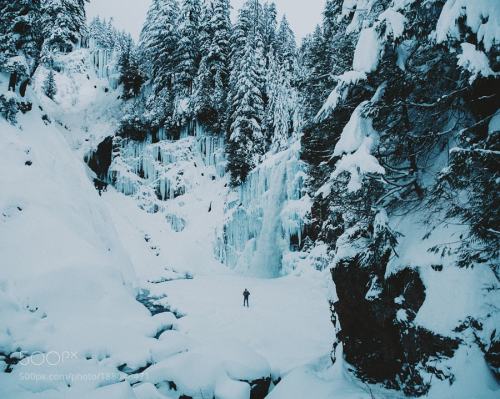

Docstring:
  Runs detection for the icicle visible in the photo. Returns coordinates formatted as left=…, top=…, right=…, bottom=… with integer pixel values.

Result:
left=222, top=141, right=311, bottom=277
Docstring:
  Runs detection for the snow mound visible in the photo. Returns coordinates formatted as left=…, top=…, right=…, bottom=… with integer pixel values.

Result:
left=456, top=43, right=497, bottom=83
left=315, top=71, right=367, bottom=121
left=436, top=0, right=500, bottom=51
left=130, top=339, right=270, bottom=399
left=353, top=27, right=383, bottom=73
left=329, top=101, right=385, bottom=192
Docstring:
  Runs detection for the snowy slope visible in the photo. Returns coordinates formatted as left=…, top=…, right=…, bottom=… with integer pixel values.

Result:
left=0, top=73, right=159, bottom=398
left=0, top=49, right=342, bottom=399
left=31, top=49, right=124, bottom=158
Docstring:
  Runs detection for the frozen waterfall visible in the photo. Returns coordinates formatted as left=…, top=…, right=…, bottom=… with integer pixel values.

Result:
left=90, top=44, right=120, bottom=89
left=221, top=141, right=311, bottom=278
left=107, top=124, right=226, bottom=203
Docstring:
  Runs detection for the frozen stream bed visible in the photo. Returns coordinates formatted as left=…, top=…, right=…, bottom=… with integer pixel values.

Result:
left=150, top=273, right=334, bottom=379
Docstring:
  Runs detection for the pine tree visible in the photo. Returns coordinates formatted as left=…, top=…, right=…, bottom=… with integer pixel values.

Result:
left=431, top=123, right=499, bottom=273
left=104, top=18, right=116, bottom=48
left=43, top=69, right=57, bottom=99
left=227, top=35, right=265, bottom=185
left=113, top=29, right=131, bottom=55
left=0, top=94, right=19, bottom=124
left=88, top=17, right=117, bottom=49
left=208, top=0, right=231, bottom=105
left=41, top=0, right=88, bottom=53
left=230, top=0, right=257, bottom=72
left=0, top=0, right=44, bottom=74
left=192, top=0, right=231, bottom=132
left=261, top=14, right=298, bottom=151
left=299, top=25, right=335, bottom=120
left=193, top=58, right=216, bottom=126
left=229, top=0, right=264, bottom=127
left=139, top=0, right=180, bottom=127
left=118, top=37, right=144, bottom=100
left=322, top=0, right=342, bottom=45
left=192, top=2, right=213, bottom=122
left=276, top=16, right=296, bottom=72
left=266, top=49, right=296, bottom=151
left=176, top=0, right=201, bottom=97
left=140, top=0, right=179, bottom=90
left=261, top=2, right=277, bottom=57
left=88, top=17, right=104, bottom=47
left=297, top=3, right=500, bottom=392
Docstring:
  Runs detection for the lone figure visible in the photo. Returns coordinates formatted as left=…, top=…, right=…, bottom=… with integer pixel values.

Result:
left=243, top=289, right=250, bottom=307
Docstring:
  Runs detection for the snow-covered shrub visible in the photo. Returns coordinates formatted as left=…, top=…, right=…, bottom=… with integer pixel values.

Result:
left=0, top=93, right=18, bottom=124
left=43, top=69, right=57, bottom=100
left=117, top=109, right=151, bottom=141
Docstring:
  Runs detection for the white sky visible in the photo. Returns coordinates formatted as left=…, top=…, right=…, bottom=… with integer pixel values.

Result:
left=86, top=0, right=325, bottom=43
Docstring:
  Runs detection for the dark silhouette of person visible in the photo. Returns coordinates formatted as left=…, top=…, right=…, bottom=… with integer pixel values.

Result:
left=8, top=71, right=18, bottom=92
left=243, top=289, right=250, bottom=307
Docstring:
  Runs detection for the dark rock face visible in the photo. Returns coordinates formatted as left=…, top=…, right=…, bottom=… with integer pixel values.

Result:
left=118, top=362, right=152, bottom=375
left=245, top=377, right=271, bottom=399
left=18, top=101, right=32, bottom=113
left=85, top=136, right=113, bottom=181
left=332, top=258, right=460, bottom=396
left=1, top=351, right=23, bottom=373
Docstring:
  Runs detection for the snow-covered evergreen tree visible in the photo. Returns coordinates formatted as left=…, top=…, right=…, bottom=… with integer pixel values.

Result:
left=227, top=34, right=265, bottom=185
left=261, top=2, right=277, bottom=57
left=275, top=15, right=296, bottom=72
left=229, top=0, right=256, bottom=77
left=299, top=0, right=500, bottom=394
left=207, top=0, right=231, bottom=114
left=43, top=68, right=57, bottom=99
left=140, top=0, right=179, bottom=89
left=0, top=94, right=19, bottom=124
left=192, top=0, right=231, bottom=131
left=176, top=0, right=201, bottom=97
left=265, top=49, right=297, bottom=151
left=88, top=16, right=117, bottom=49
left=41, top=0, right=88, bottom=53
left=191, top=1, right=213, bottom=124
left=0, top=0, right=44, bottom=75
left=229, top=1, right=264, bottom=121
left=139, top=0, right=180, bottom=128
left=299, top=25, right=335, bottom=122
left=118, top=37, right=144, bottom=100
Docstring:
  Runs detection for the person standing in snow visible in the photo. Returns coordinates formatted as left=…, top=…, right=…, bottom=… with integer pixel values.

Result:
left=243, top=289, right=250, bottom=307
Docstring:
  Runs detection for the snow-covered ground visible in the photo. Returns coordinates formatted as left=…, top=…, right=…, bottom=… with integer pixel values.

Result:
left=0, top=50, right=369, bottom=399
left=151, top=274, right=334, bottom=377
left=0, top=69, right=158, bottom=398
